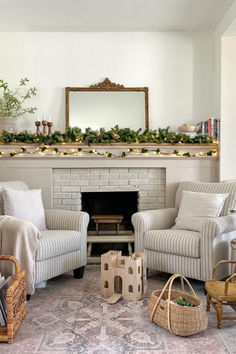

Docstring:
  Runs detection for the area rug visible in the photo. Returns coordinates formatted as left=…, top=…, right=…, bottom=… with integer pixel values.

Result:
left=0, top=265, right=235, bottom=354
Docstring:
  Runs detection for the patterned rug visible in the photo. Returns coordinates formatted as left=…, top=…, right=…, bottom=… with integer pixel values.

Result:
left=0, top=265, right=235, bottom=354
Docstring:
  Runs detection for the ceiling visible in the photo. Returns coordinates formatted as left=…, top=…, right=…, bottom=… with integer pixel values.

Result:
left=224, top=18, right=236, bottom=34
left=0, top=0, right=234, bottom=32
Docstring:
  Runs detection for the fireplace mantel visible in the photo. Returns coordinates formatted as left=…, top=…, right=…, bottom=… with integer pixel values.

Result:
left=0, top=143, right=219, bottom=209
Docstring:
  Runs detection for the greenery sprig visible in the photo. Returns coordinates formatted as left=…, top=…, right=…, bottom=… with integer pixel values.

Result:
left=0, top=78, right=37, bottom=118
left=0, top=126, right=216, bottom=145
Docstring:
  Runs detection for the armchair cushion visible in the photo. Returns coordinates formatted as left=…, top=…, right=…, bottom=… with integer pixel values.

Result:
left=173, top=191, right=228, bottom=232
left=0, top=181, right=29, bottom=215
left=145, top=229, right=200, bottom=258
left=36, top=230, right=81, bottom=261
left=175, top=181, right=236, bottom=216
left=131, top=208, right=178, bottom=252
left=2, top=188, right=46, bottom=231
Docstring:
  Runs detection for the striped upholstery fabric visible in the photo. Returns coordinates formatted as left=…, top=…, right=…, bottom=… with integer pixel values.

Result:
left=146, top=250, right=201, bottom=280
left=35, top=250, right=81, bottom=284
left=175, top=181, right=236, bottom=216
left=45, top=209, right=89, bottom=232
left=132, top=208, right=178, bottom=252
left=36, top=230, right=81, bottom=261
left=0, top=180, right=29, bottom=214
left=145, top=229, right=200, bottom=258
left=45, top=209, right=89, bottom=267
left=132, top=181, right=236, bottom=281
left=200, top=217, right=236, bottom=280
left=0, top=181, right=89, bottom=289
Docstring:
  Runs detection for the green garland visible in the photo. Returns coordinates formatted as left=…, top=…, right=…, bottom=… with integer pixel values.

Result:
left=0, top=145, right=218, bottom=158
left=0, top=126, right=216, bottom=145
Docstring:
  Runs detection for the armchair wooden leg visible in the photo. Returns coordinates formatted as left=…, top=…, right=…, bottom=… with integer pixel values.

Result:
left=216, top=301, right=223, bottom=329
left=206, top=294, right=211, bottom=311
left=73, top=266, right=85, bottom=279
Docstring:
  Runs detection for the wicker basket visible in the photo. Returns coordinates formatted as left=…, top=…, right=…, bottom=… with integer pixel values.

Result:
left=0, top=255, right=27, bottom=343
left=148, top=273, right=208, bottom=336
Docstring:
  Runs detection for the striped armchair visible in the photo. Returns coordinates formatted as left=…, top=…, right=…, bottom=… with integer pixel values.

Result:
left=132, top=181, right=236, bottom=281
left=0, top=181, right=89, bottom=289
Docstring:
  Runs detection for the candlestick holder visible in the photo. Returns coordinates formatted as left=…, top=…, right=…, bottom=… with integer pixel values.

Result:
left=47, top=121, right=53, bottom=136
left=42, top=120, right=48, bottom=135
left=35, top=121, right=41, bottom=135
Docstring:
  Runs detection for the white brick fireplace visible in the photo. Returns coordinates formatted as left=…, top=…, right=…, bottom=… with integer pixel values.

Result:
left=52, top=168, right=166, bottom=212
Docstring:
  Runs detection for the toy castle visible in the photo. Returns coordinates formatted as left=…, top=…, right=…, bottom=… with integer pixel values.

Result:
left=101, top=250, right=147, bottom=303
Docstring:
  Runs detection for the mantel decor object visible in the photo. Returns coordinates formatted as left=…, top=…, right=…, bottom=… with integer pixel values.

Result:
left=65, top=78, right=149, bottom=131
left=0, top=78, right=37, bottom=133
left=47, top=121, right=53, bottom=136
left=35, top=121, right=41, bottom=135
left=0, top=126, right=217, bottom=147
left=178, top=124, right=196, bottom=133
left=42, top=120, right=48, bottom=135
left=0, top=116, right=17, bottom=134
left=0, top=144, right=219, bottom=159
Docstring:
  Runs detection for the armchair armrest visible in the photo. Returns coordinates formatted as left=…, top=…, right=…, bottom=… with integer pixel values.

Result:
left=131, top=208, right=178, bottom=252
left=201, top=214, right=236, bottom=240
left=45, top=209, right=89, bottom=233
left=200, top=214, right=236, bottom=281
left=209, top=214, right=236, bottom=235
left=45, top=209, right=90, bottom=267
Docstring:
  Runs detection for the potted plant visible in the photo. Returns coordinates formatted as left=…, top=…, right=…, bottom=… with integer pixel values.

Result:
left=0, top=78, right=37, bottom=132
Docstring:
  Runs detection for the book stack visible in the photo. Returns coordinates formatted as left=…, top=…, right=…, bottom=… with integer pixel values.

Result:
left=196, top=118, right=220, bottom=141
left=0, top=272, right=13, bottom=326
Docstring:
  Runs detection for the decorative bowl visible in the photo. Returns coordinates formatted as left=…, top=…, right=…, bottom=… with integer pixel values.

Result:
left=178, top=124, right=196, bottom=133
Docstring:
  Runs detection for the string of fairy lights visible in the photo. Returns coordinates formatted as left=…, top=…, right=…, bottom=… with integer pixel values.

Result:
left=0, top=145, right=219, bottom=158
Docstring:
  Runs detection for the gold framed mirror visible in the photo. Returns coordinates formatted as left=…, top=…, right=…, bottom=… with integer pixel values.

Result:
left=65, top=78, right=149, bottom=130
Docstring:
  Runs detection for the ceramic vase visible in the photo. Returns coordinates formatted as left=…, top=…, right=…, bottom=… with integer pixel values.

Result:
left=0, top=116, right=17, bottom=133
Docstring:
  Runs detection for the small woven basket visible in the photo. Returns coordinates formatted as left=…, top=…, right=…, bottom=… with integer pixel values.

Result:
left=148, top=273, right=208, bottom=336
left=0, top=255, right=27, bottom=344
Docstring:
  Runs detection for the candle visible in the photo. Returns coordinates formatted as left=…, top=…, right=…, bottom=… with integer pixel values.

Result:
left=48, top=115, right=52, bottom=122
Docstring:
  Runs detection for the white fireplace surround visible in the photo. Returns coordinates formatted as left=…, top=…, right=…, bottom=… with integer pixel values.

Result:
left=52, top=168, right=166, bottom=212
left=0, top=143, right=219, bottom=208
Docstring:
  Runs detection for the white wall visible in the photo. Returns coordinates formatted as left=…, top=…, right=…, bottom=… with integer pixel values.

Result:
left=213, top=1, right=236, bottom=180
left=221, top=36, right=236, bottom=180
left=214, top=0, right=236, bottom=117
left=0, top=31, right=214, bottom=132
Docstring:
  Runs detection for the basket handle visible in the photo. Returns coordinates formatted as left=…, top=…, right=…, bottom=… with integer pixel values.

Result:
left=0, top=255, right=20, bottom=280
left=150, top=273, right=198, bottom=334
left=167, top=274, right=197, bottom=334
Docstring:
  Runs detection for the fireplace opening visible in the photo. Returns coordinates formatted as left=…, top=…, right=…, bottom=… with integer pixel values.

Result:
left=81, top=191, right=138, bottom=233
